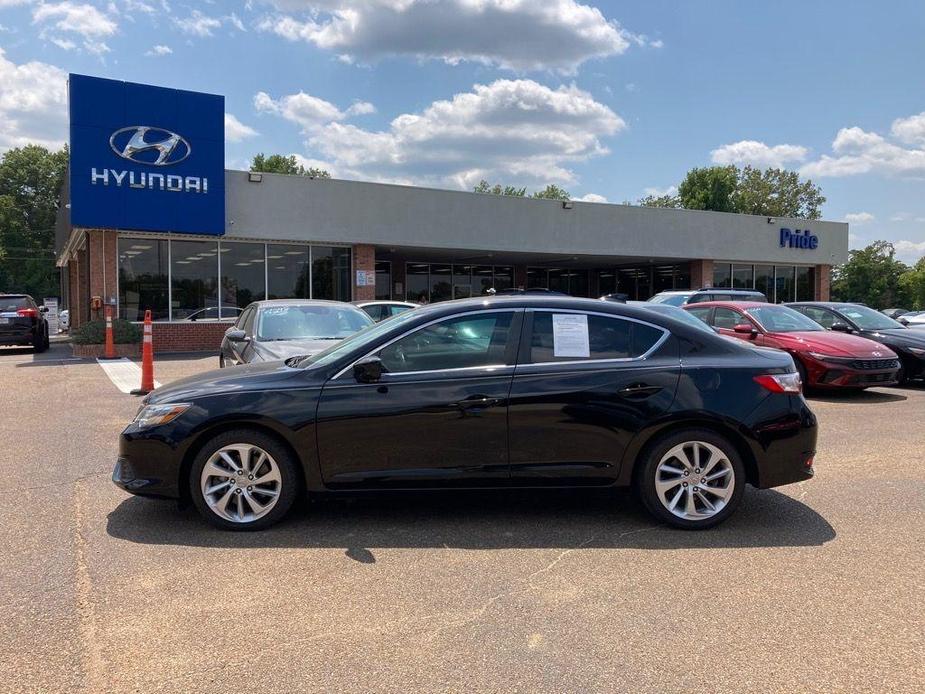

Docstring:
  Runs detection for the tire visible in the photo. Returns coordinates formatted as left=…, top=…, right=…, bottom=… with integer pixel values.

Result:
left=635, top=429, right=746, bottom=530
left=189, top=429, right=300, bottom=531
left=33, top=326, right=48, bottom=353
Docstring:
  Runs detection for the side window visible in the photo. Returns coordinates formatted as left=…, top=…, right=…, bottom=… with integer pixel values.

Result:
left=235, top=307, right=252, bottom=329
left=530, top=312, right=663, bottom=363
left=363, top=305, right=383, bottom=322
left=379, top=311, right=514, bottom=373
left=713, top=307, right=743, bottom=330
left=686, top=307, right=712, bottom=324
left=243, top=308, right=257, bottom=335
left=389, top=305, right=413, bottom=317
left=688, top=294, right=710, bottom=304
left=800, top=306, right=836, bottom=328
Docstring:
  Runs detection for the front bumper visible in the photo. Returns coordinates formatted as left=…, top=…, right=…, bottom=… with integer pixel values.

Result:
left=806, top=356, right=900, bottom=389
left=113, top=432, right=186, bottom=499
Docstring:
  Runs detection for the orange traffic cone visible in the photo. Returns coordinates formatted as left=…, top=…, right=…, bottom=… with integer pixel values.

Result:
left=131, top=310, right=155, bottom=395
left=102, top=305, right=117, bottom=359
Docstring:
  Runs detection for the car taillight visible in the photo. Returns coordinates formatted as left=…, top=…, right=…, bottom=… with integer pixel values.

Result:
left=754, top=373, right=802, bottom=393
left=16, top=308, right=38, bottom=318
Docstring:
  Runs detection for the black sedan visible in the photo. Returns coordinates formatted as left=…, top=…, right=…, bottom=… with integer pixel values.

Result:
left=115, top=295, right=817, bottom=531
left=219, top=300, right=373, bottom=367
left=788, top=302, right=925, bottom=383
left=0, top=294, right=49, bottom=352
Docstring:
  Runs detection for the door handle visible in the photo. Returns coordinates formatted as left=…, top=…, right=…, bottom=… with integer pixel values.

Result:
left=453, top=395, right=500, bottom=410
left=618, top=383, right=662, bottom=399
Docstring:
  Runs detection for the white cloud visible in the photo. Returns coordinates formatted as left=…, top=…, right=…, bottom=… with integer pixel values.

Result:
left=145, top=43, right=172, bottom=55
left=345, top=100, right=376, bottom=117
left=264, top=79, right=624, bottom=189
left=575, top=192, right=607, bottom=203
left=800, top=117, right=925, bottom=178
left=173, top=9, right=221, bottom=36
left=890, top=112, right=925, bottom=146
left=710, top=140, right=808, bottom=168
left=257, top=0, right=655, bottom=72
left=642, top=184, right=677, bottom=198
left=32, top=2, right=117, bottom=38
left=843, top=212, right=874, bottom=225
left=893, top=239, right=925, bottom=262
left=0, top=47, right=68, bottom=151
left=890, top=212, right=910, bottom=222
left=50, top=36, right=77, bottom=50
left=292, top=153, right=336, bottom=175
left=225, top=112, right=259, bottom=142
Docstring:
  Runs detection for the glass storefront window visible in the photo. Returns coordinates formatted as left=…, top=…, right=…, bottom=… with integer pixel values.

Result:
left=675, top=263, right=691, bottom=290
left=473, top=265, right=494, bottom=295
left=312, top=246, right=351, bottom=301
left=653, top=265, right=675, bottom=294
left=118, top=238, right=169, bottom=321
left=774, top=265, right=795, bottom=303
left=406, top=264, right=430, bottom=303
left=598, top=270, right=616, bottom=296
left=754, top=265, right=773, bottom=302
left=526, top=268, right=547, bottom=289
left=220, top=242, right=265, bottom=317
left=453, top=265, right=472, bottom=299
left=430, top=264, right=452, bottom=302
left=733, top=265, right=754, bottom=289
left=636, top=267, right=651, bottom=300
left=796, top=266, right=812, bottom=301
left=171, top=239, right=218, bottom=320
left=568, top=270, right=589, bottom=297
left=375, top=261, right=391, bottom=300
left=713, top=263, right=732, bottom=288
left=493, top=266, right=513, bottom=292
left=267, top=244, right=309, bottom=299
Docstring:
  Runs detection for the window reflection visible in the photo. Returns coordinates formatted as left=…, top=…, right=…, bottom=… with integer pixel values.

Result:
left=171, top=240, right=218, bottom=320
left=267, top=244, right=309, bottom=299
left=118, top=238, right=169, bottom=321
left=221, top=242, right=265, bottom=317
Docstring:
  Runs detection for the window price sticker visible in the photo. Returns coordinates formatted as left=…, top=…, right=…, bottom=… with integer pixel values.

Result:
left=552, top=313, right=590, bottom=358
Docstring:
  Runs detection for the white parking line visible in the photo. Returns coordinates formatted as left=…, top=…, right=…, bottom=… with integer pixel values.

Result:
left=96, top=358, right=161, bottom=393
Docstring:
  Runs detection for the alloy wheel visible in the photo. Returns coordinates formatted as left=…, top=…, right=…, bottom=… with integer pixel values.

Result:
left=200, top=444, right=282, bottom=523
left=654, top=441, right=735, bottom=521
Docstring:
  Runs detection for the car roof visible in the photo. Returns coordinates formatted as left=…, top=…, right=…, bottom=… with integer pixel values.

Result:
left=352, top=300, right=417, bottom=306
left=251, top=299, right=359, bottom=308
left=787, top=301, right=864, bottom=309
left=682, top=300, right=769, bottom=310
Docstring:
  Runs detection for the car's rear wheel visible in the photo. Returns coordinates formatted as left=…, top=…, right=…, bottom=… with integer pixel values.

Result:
left=189, top=429, right=299, bottom=530
left=636, top=429, right=745, bottom=530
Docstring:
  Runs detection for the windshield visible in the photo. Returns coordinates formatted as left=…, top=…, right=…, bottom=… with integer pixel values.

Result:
left=648, top=292, right=690, bottom=306
left=839, top=305, right=903, bottom=331
left=289, top=307, right=422, bottom=368
left=256, top=304, right=372, bottom=341
left=638, top=303, right=716, bottom=334
left=748, top=305, right=824, bottom=332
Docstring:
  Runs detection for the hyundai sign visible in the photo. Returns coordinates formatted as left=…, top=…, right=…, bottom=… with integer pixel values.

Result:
left=69, top=74, right=224, bottom=235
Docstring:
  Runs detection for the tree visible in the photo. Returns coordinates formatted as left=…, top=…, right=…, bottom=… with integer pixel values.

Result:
left=0, top=144, right=68, bottom=298
left=899, top=257, right=925, bottom=310
left=830, top=241, right=911, bottom=308
left=734, top=166, right=825, bottom=219
left=531, top=184, right=571, bottom=201
left=677, top=166, right=738, bottom=213
left=250, top=153, right=330, bottom=178
left=473, top=180, right=526, bottom=197
left=639, top=193, right=681, bottom=209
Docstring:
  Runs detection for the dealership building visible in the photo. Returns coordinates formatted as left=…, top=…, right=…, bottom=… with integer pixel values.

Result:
left=55, top=75, right=849, bottom=351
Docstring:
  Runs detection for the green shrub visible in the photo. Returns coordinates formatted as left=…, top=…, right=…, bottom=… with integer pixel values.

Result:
left=72, top=319, right=142, bottom=344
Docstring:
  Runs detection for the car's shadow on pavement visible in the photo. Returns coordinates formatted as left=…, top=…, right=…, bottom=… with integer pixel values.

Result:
left=106, top=487, right=834, bottom=557
left=806, top=389, right=907, bottom=404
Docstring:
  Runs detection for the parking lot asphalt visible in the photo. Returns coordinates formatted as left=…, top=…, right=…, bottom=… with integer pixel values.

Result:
left=1, top=343, right=923, bottom=693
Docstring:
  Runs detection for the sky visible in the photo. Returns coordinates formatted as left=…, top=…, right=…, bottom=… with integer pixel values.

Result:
left=1, top=0, right=924, bottom=262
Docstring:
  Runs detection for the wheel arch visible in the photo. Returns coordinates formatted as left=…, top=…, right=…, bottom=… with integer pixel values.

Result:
left=177, top=418, right=307, bottom=507
left=625, top=418, right=760, bottom=488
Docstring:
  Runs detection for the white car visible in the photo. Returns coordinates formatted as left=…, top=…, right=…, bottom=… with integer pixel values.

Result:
left=899, top=311, right=925, bottom=328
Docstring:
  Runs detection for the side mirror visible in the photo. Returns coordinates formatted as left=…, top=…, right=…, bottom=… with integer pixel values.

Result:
left=353, top=356, right=383, bottom=383
left=733, top=323, right=757, bottom=337
left=898, top=318, right=909, bottom=325
left=830, top=322, right=851, bottom=333
left=225, top=328, right=248, bottom=343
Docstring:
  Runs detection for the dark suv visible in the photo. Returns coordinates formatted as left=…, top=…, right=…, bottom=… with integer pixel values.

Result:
left=649, top=288, right=768, bottom=306
left=0, top=294, right=50, bottom=352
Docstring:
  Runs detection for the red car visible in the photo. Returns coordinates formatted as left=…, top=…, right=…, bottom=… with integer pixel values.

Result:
left=684, top=301, right=900, bottom=390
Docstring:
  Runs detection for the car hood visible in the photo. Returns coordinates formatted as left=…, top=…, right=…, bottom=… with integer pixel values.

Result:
left=860, top=328, right=925, bottom=350
left=771, top=331, right=898, bottom=358
left=144, top=360, right=306, bottom=405
left=250, top=338, right=340, bottom=362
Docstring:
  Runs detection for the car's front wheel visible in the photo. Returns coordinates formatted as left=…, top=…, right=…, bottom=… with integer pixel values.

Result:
left=190, top=429, right=300, bottom=530
left=636, top=429, right=745, bottom=530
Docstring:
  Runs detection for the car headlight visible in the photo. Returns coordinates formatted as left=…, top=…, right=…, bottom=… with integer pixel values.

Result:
left=908, top=347, right=925, bottom=357
left=132, top=403, right=191, bottom=429
left=807, top=352, right=855, bottom=363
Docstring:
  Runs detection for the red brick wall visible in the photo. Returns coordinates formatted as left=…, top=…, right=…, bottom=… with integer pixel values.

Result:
left=690, top=259, right=714, bottom=289
left=353, top=244, right=376, bottom=301
left=147, top=322, right=231, bottom=353
left=814, top=264, right=831, bottom=301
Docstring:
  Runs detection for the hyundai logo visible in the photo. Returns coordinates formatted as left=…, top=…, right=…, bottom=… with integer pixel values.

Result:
left=109, top=126, right=191, bottom=166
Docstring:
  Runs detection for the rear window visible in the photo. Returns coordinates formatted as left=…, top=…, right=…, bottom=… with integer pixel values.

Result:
left=530, top=312, right=664, bottom=362
left=0, top=296, right=30, bottom=312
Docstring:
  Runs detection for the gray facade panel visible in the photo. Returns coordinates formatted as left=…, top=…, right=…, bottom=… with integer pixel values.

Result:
left=223, top=171, right=849, bottom=265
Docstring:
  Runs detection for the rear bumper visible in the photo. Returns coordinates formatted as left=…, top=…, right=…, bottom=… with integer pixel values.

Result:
left=0, top=330, right=35, bottom=346
left=749, top=395, right=818, bottom=489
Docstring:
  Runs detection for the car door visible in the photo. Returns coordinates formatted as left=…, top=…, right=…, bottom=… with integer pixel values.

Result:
left=315, top=309, right=523, bottom=488
left=226, top=306, right=256, bottom=364
left=711, top=307, right=754, bottom=340
left=507, top=309, right=680, bottom=486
